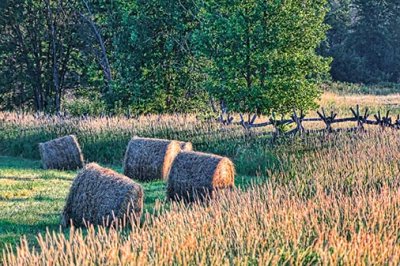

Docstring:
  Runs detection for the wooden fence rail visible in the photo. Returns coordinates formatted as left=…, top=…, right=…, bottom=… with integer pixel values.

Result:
left=218, top=105, right=400, bottom=138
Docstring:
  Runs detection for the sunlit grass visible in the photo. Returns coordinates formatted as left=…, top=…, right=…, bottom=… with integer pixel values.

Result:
left=0, top=157, right=74, bottom=252
left=318, top=91, right=400, bottom=116
left=2, top=87, right=400, bottom=264
left=0, top=157, right=168, bottom=253
left=3, top=130, right=400, bottom=265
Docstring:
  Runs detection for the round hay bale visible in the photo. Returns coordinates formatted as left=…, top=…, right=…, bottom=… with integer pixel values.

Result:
left=61, top=163, right=143, bottom=227
left=39, top=135, right=84, bottom=170
left=167, top=151, right=235, bottom=202
left=123, top=137, right=182, bottom=181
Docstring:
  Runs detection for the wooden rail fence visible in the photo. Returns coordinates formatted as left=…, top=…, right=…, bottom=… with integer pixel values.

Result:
left=218, top=105, right=400, bottom=138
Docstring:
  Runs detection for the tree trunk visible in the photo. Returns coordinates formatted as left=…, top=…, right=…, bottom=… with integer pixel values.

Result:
left=45, top=0, right=61, bottom=113
left=79, top=0, right=112, bottom=93
left=13, top=25, right=43, bottom=111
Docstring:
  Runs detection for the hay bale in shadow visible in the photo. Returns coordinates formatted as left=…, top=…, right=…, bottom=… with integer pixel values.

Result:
left=167, top=151, right=235, bottom=202
left=39, top=135, right=84, bottom=170
left=61, top=163, right=143, bottom=227
left=123, top=137, right=184, bottom=181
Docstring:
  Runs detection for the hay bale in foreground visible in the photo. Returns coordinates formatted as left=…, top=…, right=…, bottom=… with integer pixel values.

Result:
left=123, top=137, right=186, bottom=181
left=39, top=135, right=84, bottom=170
left=167, top=151, right=235, bottom=202
left=61, top=163, right=143, bottom=227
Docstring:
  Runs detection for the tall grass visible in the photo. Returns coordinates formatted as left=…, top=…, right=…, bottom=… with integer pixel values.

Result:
left=3, top=130, right=400, bottom=265
left=325, top=81, right=400, bottom=96
left=0, top=112, right=278, bottom=178
left=0, top=112, right=246, bottom=163
left=319, top=91, right=400, bottom=116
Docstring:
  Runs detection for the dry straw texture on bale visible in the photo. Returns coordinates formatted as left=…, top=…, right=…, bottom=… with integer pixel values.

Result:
left=61, top=163, right=143, bottom=227
left=123, top=137, right=191, bottom=181
left=167, top=151, right=235, bottom=202
left=179, top=141, right=193, bottom=151
left=39, top=135, right=84, bottom=170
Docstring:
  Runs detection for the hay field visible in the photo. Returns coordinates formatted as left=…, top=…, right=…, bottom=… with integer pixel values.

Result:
left=3, top=130, right=400, bottom=265
left=0, top=157, right=166, bottom=252
left=319, top=91, right=400, bottom=116
left=1, top=89, right=400, bottom=264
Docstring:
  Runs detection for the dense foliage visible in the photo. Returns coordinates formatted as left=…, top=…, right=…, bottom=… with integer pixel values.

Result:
left=196, top=0, right=329, bottom=114
left=322, top=0, right=400, bottom=84
left=0, top=0, right=331, bottom=116
left=3, top=0, right=400, bottom=114
left=112, top=0, right=209, bottom=114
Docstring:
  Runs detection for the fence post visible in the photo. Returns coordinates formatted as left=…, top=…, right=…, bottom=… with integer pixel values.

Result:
left=350, top=105, right=369, bottom=131
left=270, top=114, right=285, bottom=142
left=317, top=108, right=336, bottom=133
left=395, top=115, right=400, bottom=129
left=291, top=110, right=305, bottom=137
left=374, top=111, right=393, bottom=130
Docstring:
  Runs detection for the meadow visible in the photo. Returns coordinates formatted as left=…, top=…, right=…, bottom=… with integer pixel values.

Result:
left=1, top=89, right=400, bottom=264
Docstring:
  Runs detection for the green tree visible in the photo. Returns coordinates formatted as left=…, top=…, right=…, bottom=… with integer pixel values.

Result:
left=325, top=0, right=400, bottom=84
left=0, top=0, right=113, bottom=113
left=196, top=0, right=330, bottom=117
left=320, top=0, right=352, bottom=80
left=348, top=0, right=393, bottom=83
left=112, top=0, right=208, bottom=114
left=387, top=1, right=400, bottom=82
left=0, top=0, right=79, bottom=112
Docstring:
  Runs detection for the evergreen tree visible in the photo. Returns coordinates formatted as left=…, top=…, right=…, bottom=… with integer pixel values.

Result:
left=320, top=0, right=353, bottom=81
left=325, top=0, right=400, bottom=84
left=386, top=0, right=400, bottom=82
left=349, top=0, right=393, bottom=83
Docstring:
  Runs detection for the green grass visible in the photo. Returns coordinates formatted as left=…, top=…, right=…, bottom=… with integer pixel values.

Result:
left=0, top=156, right=168, bottom=251
left=0, top=112, right=317, bottom=256
left=2, top=86, right=400, bottom=262
left=0, top=155, right=259, bottom=252
left=0, top=113, right=278, bottom=254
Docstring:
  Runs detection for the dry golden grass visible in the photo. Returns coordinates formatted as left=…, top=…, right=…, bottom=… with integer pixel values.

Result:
left=2, top=89, right=400, bottom=264
left=3, top=129, right=400, bottom=265
left=1, top=91, right=399, bottom=146
left=0, top=112, right=205, bottom=132
left=318, top=91, right=400, bottom=116
left=0, top=111, right=244, bottom=164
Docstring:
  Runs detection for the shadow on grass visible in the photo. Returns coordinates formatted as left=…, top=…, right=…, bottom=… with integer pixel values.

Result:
left=0, top=219, right=64, bottom=249
left=0, top=176, right=39, bottom=182
left=0, top=156, right=42, bottom=170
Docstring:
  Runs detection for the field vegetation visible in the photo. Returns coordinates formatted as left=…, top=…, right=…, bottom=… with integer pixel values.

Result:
left=1, top=89, right=400, bottom=264
left=2, top=0, right=400, bottom=264
left=2, top=129, right=400, bottom=264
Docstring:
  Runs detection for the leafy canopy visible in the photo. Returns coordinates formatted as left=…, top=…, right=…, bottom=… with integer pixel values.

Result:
left=195, top=0, right=331, bottom=115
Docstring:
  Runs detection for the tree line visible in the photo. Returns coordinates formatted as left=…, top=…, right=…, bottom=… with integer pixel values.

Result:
left=0, top=0, right=399, bottom=116
left=321, top=0, right=400, bottom=84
